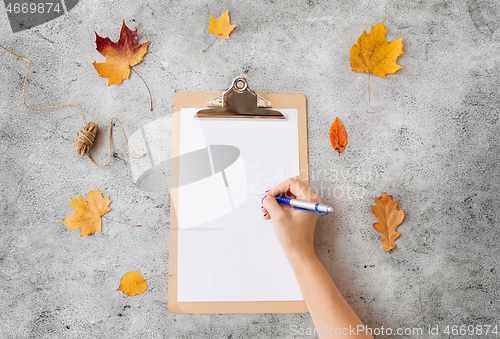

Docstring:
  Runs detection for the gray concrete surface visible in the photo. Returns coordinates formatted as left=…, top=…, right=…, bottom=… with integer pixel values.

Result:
left=1, top=0, right=499, bottom=338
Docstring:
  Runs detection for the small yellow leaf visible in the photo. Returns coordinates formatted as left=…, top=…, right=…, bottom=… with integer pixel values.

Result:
left=60, top=190, right=111, bottom=238
left=117, top=271, right=148, bottom=296
left=206, top=8, right=236, bottom=39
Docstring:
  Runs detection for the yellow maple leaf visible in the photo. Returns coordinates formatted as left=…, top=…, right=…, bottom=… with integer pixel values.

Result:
left=350, top=21, right=404, bottom=77
left=61, top=190, right=111, bottom=238
left=93, top=21, right=149, bottom=86
left=350, top=21, right=404, bottom=99
left=371, top=193, right=405, bottom=253
left=206, top=8, right=236, bottom=39
left=117, top=271, right=148, bottom=296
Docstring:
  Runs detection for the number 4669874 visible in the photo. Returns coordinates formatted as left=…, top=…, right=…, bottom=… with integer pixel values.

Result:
left=444, top=325, right=498, bottom=336
left=5, top=2, right=62, bottom=14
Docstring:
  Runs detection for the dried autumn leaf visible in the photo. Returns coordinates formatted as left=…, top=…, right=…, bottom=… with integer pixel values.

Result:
left=117, top=271, right=148, bottom=296
left=350, top=21, right=404, bottom=77
left=371, top=193, right=404, bottom=253
left=329, top=117, right=348, bottom=154
left=206, top=8, right=236, bottom=39
left=93, top=21, right=149, bottom=86
left=350, top=21, right=404, bottom=99
left=61, top=190, right=111, bottom=238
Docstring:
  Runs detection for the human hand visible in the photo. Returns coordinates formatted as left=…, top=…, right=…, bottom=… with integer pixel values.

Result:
left=261, top=176, right=323, bottom=259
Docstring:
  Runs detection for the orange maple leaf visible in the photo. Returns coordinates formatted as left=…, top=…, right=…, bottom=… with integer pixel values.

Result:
left=93, top=21, right=149, bottom=86
left=61, top=190, right=111, bottom=238
left=329, top=117, right=348, bottom=154
left=371, top=193, right=404, bottom=253
left=350, top=21, right=404, bottom=77
left=206, top=8, right=236, bottom=39
left=350, top=21, right=404, bottom=100
left=117, top=271, right=148, bottom=296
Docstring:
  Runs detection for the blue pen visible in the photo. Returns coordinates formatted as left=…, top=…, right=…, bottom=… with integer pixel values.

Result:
left=258, top=194, right=333, bottom=215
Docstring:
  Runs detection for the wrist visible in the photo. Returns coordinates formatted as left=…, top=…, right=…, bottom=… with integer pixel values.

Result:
left=284, top=244, right=318, bottom=269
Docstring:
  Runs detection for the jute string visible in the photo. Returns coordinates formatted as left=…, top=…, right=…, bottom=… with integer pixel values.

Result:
left=1, top=43, right=146, bottom=167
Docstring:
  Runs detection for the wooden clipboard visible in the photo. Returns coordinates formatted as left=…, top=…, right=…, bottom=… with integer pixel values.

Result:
left=168, top=78, right=309, bottom=314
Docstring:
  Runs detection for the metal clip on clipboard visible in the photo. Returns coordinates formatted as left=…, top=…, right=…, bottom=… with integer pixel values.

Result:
left=195, top=76, right=285, bottom=119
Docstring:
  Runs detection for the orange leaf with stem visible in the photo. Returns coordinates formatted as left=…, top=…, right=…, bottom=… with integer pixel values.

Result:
left=61, top=190, right=140, bottom=238
left=350, top=21, right=404, bottom=100
left=116, top=271, right=168, bottom=296
left=93, top=21, right=153, bottom=110
left=329, top=117, right=348, bottom=154
left=203, top=9, right=237, bottom=52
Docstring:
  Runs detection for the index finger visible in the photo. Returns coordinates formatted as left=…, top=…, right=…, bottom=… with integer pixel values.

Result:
left=267, top=176, right=322, bottom=203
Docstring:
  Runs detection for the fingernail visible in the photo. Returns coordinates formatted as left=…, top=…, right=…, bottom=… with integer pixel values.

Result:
left=263, top=213, right=267, bottom=217
left=261, top=206, right=263, bottom=209
left=265, top=190, right=269, bottom=192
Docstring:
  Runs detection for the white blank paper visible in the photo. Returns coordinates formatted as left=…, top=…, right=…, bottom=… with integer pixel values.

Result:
left=176, top=108, right=303, bottom=302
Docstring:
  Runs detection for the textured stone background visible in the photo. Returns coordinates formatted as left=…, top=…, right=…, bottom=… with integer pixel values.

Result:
left=1, top=0, right=499, bottom=338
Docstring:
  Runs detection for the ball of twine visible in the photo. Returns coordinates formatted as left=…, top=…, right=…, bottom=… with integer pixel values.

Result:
left=75, top=122, right=98, bottom=157
left=73, top=118, right=146, bottom=167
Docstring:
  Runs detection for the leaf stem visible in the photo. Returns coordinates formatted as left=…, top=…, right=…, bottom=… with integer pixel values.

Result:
left=131, top=68, right=153, bottom=111
left=102, top=216, right=141, bottom=227
left=368, top=72, right=371, bottom=101
left=145, top=273, right=168, bottom=281
left=202, top=37, right=217, bottom=53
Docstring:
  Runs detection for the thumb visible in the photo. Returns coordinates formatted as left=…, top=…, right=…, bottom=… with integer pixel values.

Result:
left=262, top=195, right=285, bottom=220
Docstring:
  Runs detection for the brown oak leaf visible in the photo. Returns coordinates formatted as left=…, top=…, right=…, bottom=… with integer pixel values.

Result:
left=371, top=193, right=404, bottom=253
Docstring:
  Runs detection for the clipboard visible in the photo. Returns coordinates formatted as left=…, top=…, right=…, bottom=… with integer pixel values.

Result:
left=168, top=77, right=309, bottom=314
